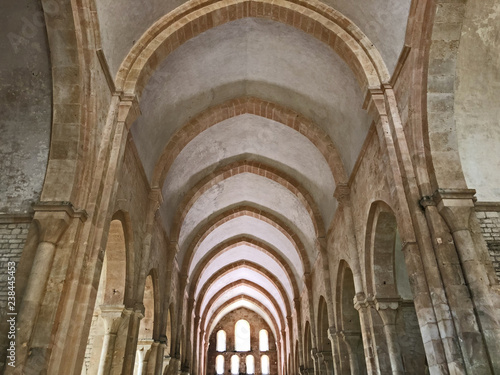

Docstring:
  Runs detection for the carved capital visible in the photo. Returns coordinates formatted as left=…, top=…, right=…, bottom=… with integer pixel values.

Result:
left=432, top=188, right=476, bottom=231
left=33, top=201, right=87, bottom=242
left=374, top=297, right=400, bottom=311
left=333, top=183, right=351, bottom=205
left=134, top=302, right=146, bottom=318
left=118, top=94, right=141, bottom=128
left=100, top=304, right=126, bottom=333
left=363, top=87, right=386, bottom=121
left=327, top=326, right=337, bottom=342
left=353, top=292, right=372, bottom=311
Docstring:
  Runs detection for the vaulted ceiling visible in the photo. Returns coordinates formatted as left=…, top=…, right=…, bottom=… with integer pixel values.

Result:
left=95, top=0, right=412, bottom=358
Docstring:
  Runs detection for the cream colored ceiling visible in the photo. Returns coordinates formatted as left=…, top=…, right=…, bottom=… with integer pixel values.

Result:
left=94, top=0, right=412, bottom=352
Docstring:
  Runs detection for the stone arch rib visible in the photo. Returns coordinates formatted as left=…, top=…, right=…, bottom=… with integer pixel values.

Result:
left=115, top=0, right=387, bottom=97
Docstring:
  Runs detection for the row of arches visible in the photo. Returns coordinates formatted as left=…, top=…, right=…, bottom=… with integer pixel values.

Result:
left=80, top=198, right=427, bottom=375
left=5, top=0, right=499, bottom=374
left=215, top=354, right=270, bottom=375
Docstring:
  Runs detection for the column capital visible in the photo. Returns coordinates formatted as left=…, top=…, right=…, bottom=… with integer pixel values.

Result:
left=99, top=304, right=126, bottom=333
left=327, top=327, right=337, bottom=341
left=432, top=188, right=477, bottom=231
left=353, top=292, right=373, bottom=310
left=374, top=297, right=400, bottom=311
left=362, top=87, right=387, bottom=121
left=33, top=201, right=87, bottom=242
left=333, top=183, right=351, bottom=205
left=117, top=93, right=141, bottom=128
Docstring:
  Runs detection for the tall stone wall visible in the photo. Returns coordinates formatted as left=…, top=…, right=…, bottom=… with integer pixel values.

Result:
left=0, top=0, right=52, bottom=214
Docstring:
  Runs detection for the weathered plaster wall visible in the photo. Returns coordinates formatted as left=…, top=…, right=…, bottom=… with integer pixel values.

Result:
left=0, top=0, right=51, bottom=214
left=454, top=0, right=500, bottom=202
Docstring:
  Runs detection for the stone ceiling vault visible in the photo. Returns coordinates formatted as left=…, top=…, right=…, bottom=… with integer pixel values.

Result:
left=95, top=0, right=410, bottom=369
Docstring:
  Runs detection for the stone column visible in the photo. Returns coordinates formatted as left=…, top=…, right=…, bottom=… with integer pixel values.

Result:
left=135, top=348, right=146, bottom=375
left=317, top=352, right=333, bottom=375
left=340, top=331, right=363, bottom=375
left=143, top=340, right=159, bottom=375
left=353, top=294, right=377, bottom=375
left=311, top=347, right=319, bottom=375
left=155, top=336, right=167, bottom=375
left=432, top=189, right=500, bottom=373
left=326, top=327, right=341, bottom=375
left=6, top=203, right=85, bottom=375
left=191, top=315, right=200, bottom=375
left=375, top=299, right=404, bottom=375
left=98, top=305, right=127, bottom=375
left=121, top=305, right=144, bottom=375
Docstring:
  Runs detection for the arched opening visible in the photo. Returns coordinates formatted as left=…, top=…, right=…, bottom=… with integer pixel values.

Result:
left=370, top=205, right=426, bottom=374
left=81, top=217, right=128, bottom=375
left=338, top=263, right=366, bottom=374
left=217, top=330, right=227, bottom=352
left=317, top=296, right=333, bottom=375
left=235, top=320, right=251, bottom=352
left=231, top=355, right=240, bottom=374
left=134, top=274, right=155, bottom=375
left=246, top=354, right=255, bottom=374
left=261, top=354, right=270, bottom=375
left=303, top=322, right=313, bottom=372
left=259, top=330, right=269, bottom=352
left=216, top=355, right=225, bottom=375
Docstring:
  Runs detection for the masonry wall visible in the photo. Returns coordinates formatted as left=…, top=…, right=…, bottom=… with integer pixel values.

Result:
left=0, top=221, right=30, bottom=369
left=476, top=209, right=500, bottom=281
left=206, top=308, right=278, bottom=375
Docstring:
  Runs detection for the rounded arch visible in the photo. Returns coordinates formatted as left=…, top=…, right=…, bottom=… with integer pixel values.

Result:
left=204, top=295, right=281, bottom=344
left=102, top=217, right=127, bottom=305
left=153, top=97, right=347, bottom=191
left=195, top=261, right=292, bottom=319
left=138, top=272, right=157, bottom=340
left=188, top=236, right=300, bottom=301
left=182, top=206, right=311, bottom=275
left=108, top=210, right=135, bottom=305
left=115, top=0, right=388, bottom=95
left=316, top=296, right=331, bottom=353
left=197, top=279, right=286, bottom=333
left=303, top=321, right=313, bottom=369
left=364, top=200, right=413, bottom=299
left=335, top=260, right=365, bottom=374
left=235, top=319, right=251, bottom=351
left=171, top=159, right=325, bottom=242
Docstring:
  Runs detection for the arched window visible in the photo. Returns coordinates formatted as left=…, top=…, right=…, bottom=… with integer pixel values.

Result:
left=231, top=355, right=240, bottom=374
left=216, top=355, right=224, bottom=375
left=217, top=330, right=226, bottom=352
left=259, top=329, right=269, bottom=351
left=246, top=355, right=255, bottom=374
left=261, top=355, right=270, bottom=375
left=235, top=320, right=250, bottom=351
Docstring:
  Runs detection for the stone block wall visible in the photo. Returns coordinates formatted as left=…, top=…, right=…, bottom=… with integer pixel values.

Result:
left=476, top=210, right=500, bottom=280
left=0, top=221, right=29, bottom=369
left=0, top=222, right=29, bottom=306
left=206, top=307, right=278, bottom=375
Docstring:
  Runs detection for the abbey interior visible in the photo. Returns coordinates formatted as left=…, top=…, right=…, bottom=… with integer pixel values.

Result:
left=1, top=0, right=500, bottom=374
